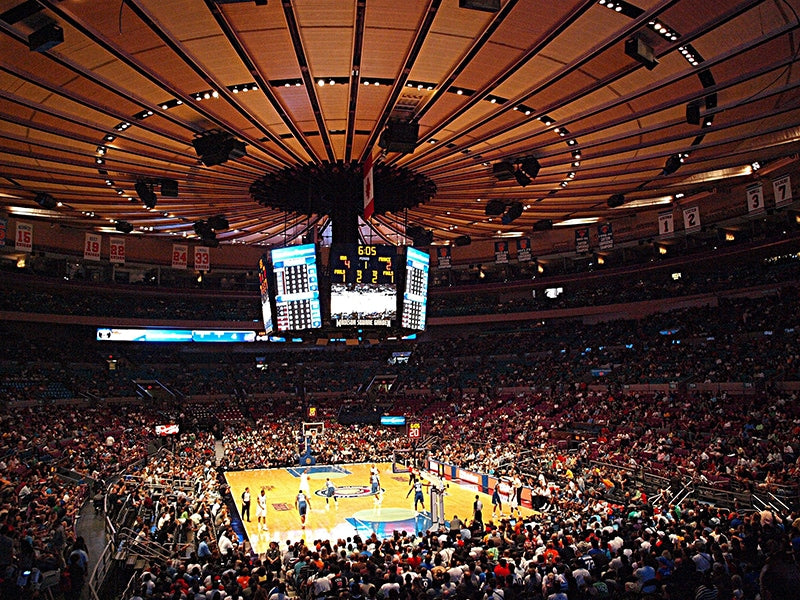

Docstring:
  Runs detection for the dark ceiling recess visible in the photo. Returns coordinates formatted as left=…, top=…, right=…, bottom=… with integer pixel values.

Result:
left=250, top=162, right=436, bottom=244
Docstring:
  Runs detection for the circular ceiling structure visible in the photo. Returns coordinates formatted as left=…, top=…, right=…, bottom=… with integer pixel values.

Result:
left=1, top=0, right=800, bottom=248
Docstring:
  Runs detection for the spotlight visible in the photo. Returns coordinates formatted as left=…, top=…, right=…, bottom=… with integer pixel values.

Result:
left=492, top=161, right=516, bottom=181
left=378, top=120, right=419, bottom=154
left=458, top=0, right=500, bottom=11
left=624, top=35, right=658, bottom=70
left=513, top=170, right=531, bottom=187
left=135, top=180, right=157, bottom=209
left=607, top=194, right=626, bottom=208
left=160, top=179, right=179, bottom=197
left=115, top=220, right=134, bottom=234
left=686, top=100, right=701, bottom=125
left=207, top=214, right=229, bottom=231
left=532, top=219, right=553, bottom=232
left=453, top=235, right=472, bottom=246
left=518, top=157, right=541, bottom=180
left=34, top=192, right=57, bottom=209
left=501, top=202, right=523, bottom=224
left=662, top=154, right=684, bottom=175
left=28, top=23, right=64, bottom=53
left=192, top=131, right=247, bottom=166
left=484, top=200, right=506, bottom=216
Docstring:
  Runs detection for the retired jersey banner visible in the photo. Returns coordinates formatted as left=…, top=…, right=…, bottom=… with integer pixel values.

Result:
left=494, top=241, right=509, bottom=264
left=683, top=206, right=701, bottom=233
left=658, top=211, right=675, bottom=238
left=598, top=222, right=613, bottom=251
left=746, top=183, right=765, bottom=215
left=516, top=237, right=532, bottom=262
left=109, top=237, right=125, bottom=264
left=172, top=244, right=188, bottom=269
left=194, top=245, right=210, bottom=271
left=84, top=232, right=101, bottom=261
left=436, top=245, right=451, bottom=269
left=772, top=174, right=793, bottom=208
left=575, top=228, right=590, bottom=253
left=0, top=215, right=6, bottom=247
left=15, top=222, right=32, bottom=252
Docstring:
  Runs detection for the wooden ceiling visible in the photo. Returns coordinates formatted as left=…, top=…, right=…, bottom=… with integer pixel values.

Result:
left=1, top=0, right=800, bottom=247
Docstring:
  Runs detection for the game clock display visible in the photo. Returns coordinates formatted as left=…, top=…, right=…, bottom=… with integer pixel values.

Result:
left=270, top=244, right=322, bottom=331
left=330, top=244, right=397, bottom=327
left=401, top=246, right=430, bottom=330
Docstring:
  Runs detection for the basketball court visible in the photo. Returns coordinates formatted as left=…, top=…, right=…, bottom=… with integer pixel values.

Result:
left=224, top=462, right=534, bottom=554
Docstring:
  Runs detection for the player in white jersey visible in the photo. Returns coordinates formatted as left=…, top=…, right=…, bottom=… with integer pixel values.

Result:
left=324, top=477, right=337, bottom=509
left=256, top=487, right=268, bottom=530
left=299, top=468, right=311, bottom=496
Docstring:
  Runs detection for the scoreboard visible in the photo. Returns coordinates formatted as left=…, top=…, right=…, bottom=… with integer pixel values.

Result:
left=271, top=244, right=322, bottom=331
left=257, top=255, right=273, bottom=334
left=401, top=246, right=430, bottom=330
left=330, top=244, right=397, bottom=327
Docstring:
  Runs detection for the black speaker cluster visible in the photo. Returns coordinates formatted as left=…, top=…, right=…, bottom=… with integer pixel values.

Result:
left=192, top=131, right=247, bottom=167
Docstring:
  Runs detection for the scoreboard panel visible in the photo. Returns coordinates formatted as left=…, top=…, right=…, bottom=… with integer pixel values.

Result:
left=270, top=244, right=322, bottom=331
left=401, top=246, right=430, bottom=330
left=257, top=255, right=274, bottom=334
left=330, top=244, right=397, bottom=327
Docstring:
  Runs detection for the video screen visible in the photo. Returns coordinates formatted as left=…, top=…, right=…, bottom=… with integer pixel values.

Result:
left=330, top=244, right=397, bottom=327
left=401, top=246, right=430, bottom=330
left=257, top=255, right=273, bottom=334
left=271, top=244, right=322, bottom=331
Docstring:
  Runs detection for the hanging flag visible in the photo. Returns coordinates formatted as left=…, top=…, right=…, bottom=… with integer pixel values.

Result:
left=657, top=211, right=675, bottom=238
left=172, top=244, right=188, bottom=269
left=575, top=228, right=590, bottom=253
left=598, top=223, right=613, bottom=250
left=494, top=241, right=509, bottom=264
left=516, top=237, right=532, bottom=262
left=109, top=237, right=126, bottom=264
left=16, top=222, right=32, bottom=252
left=683, top=206, right=701, bottom=233
left=84, top=233, right=101, bottom=261
left=363, top=151, right=375, bottom=220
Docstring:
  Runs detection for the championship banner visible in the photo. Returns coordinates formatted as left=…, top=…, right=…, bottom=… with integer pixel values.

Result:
left=598, top=222, right=613, bottom=251
left=109, top=237, right=126, bottom=264
left=494, top=240, right=509, bottom=264
left=516, top=237, right=532, bottom=262
left=363, top=152, right=375, bottom=220
left=772, top=174, right=793, bottom=208
left=575, top=227, right=590, bottom=253
left=657, top=211, right=675, bottom=238
left=194, top=245, right=211, bottom=271
left=84, top=232, right=101, bottom=261
left=0, top=215, right=6, bottom=247
left=746, top=183, right=764, bottom=215
left=172, top=244, right=188, bottom=269
left=436, top=246, right=451, bottom=269
left=15, top=222, right=32, bottom=252
left=683, top=206, right=701, bottom=233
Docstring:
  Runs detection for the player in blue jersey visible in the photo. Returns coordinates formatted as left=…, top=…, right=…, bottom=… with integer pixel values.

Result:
left=295, top=489, right=310, bottom=528
left=324, top=477, right=337, bottom=509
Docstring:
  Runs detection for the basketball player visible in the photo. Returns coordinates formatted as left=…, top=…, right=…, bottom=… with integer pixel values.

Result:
left=295, top=489, right=310, bottom=528
left=299, top=467, right=311, bottom=497
left=370, top=470, right=382, bottom=506
left=491, top=484, right=503, bottom=518
left=406, top=478, right=425, bottom=511
left=256, top=487, right=268, bottom=530
left=324, top=477, right=337, bottom=509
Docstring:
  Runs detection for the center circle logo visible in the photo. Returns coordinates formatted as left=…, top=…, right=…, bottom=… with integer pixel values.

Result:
left=314, top=485, right=385, bottom=499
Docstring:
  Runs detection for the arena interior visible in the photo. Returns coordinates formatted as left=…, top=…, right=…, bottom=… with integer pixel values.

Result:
left=2, top=1, right=800, bottom=600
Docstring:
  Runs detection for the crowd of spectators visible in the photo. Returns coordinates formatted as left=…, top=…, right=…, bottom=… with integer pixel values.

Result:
left=2, top=239, right=799, bottom=323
